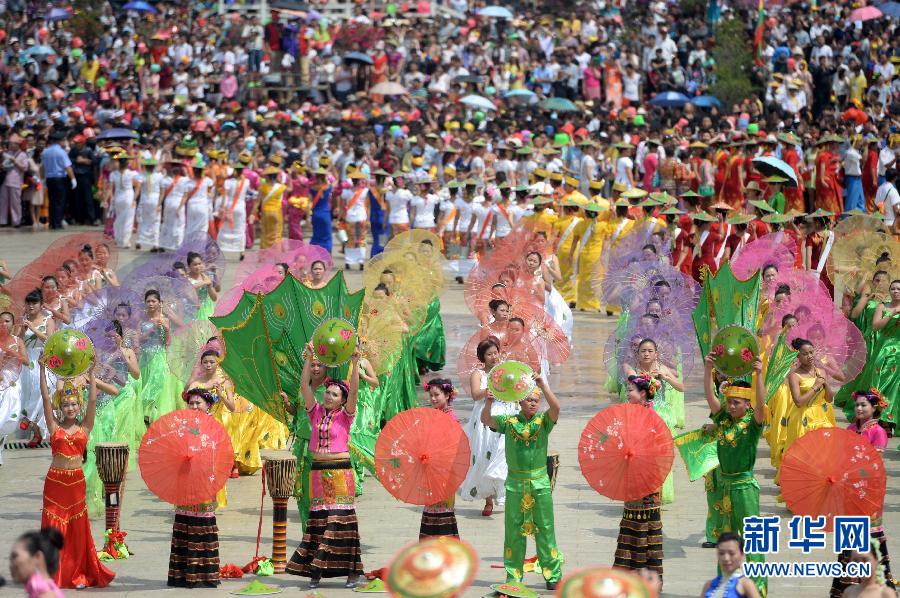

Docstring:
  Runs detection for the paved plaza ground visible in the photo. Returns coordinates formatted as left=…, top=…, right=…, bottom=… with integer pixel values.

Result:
left=1, top=227, right=897, bottom=597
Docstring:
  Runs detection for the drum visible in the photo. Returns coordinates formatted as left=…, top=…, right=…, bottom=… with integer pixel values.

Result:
left=95, top=443, right=130, bottom=531
left=546, top=452, right=560, bottom=492
left=264, top=455, right=297, bottom=573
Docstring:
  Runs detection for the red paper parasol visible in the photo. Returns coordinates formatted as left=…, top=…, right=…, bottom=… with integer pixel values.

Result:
left=44, top=232, right=119, bottom=271
left=138, top=409, right=234, bottom=506
left=578, top=403, right=674, bottom=501
left=521, top=310, right=571, bottom=366
left=781, top=428, right=886, bottom=531
left=0, top=327, right=23, bottom=391
left=7, top=252, right=63, bottom=304
left=375, top=407, right=470, bottom=505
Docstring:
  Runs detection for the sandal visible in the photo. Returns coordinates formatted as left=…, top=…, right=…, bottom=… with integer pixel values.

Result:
left=482, top=502, right=493, bottom=517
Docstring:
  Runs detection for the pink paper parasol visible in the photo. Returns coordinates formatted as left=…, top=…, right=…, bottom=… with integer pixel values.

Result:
left=456, top=323, right=540, bottom=395
left=731, top=233, right=798, bottom=281
left=787, top=310, right=866, bottom=389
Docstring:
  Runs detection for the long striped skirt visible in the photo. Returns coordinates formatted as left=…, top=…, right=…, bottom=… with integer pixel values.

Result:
left=613, top=492, right=663, bottom=579
left=167, top=511, right=220, bottom=587
left=420, top=496, right=459, bottom=540
left=287, top=459, right=364, bottom=579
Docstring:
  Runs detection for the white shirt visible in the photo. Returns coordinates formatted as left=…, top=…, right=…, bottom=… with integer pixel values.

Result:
left=877, top=182, right=900, bottom=226
left=410, top=193, right=439, bottom=228
left=453, top=198, right=475, bottom=232
left=615, top=156, right=634, bottom=186
left=386, top=188, right=412, bottom=224
left=878, top=147, right=896, bottom=176
left=342, top=187, right=369, bottom=223
left=110, top=169, right=139, bottom=201
left=843, top=148, right=862, bottom=177
left=470, top=203, right=491, bottom=239
left=491, top=203, right=517, bottom=237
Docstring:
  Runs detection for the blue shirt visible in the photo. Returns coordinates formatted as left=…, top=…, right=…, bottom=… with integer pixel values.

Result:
left=41, top=144, right=72, bottom=178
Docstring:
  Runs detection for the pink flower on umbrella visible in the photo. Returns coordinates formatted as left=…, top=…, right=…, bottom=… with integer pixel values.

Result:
left=47, top=356, right=62, bottom=370
left=740, top=348, right=754, bottom=363
left=74, top=338, right=88, bottom=350
left=317, top=344, right=327, bottom=356
left=339, top=329, right=353, bottom=341
left=713, top=344, right=725, bottom=356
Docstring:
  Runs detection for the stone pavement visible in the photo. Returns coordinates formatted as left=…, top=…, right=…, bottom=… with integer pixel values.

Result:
left=0, top=226, right=897, bottom=597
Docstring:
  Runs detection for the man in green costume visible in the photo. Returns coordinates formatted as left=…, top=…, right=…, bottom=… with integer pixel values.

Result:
left=482, top=376, right=563, bottom=590
left=703, top=354, right=768, bottom=597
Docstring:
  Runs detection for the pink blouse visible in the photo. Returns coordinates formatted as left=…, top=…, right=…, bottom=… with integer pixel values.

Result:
left=848, top=420, right=888, bottom=451
left=26, top=572, right=65, bottom=598
left=308, top=402, right=354, bottom=453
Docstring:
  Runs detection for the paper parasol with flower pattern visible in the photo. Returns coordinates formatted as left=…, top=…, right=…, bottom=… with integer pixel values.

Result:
left=487, top=360, right=536, bottom=403
left=386, top=537, right=478, bottom=598
left=375, top=408, right=470, bottom=505
left=138, top=409, right=233, bottom=506
left=710, top=325, right=759, bottom=379
left=210, top=273, right=364, bottom=426
left=557, top=567, right=657, bottom=598
left=578, top=403, right=674, bottom=501
left=311, top=318, right=358, bottom=367
left=44, top=329, right=95, bottom=378
left=780, top=428, right=886, bottom=532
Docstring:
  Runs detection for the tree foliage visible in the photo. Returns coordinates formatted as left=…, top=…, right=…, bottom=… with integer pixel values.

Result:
left=710, top=18, right=760, bottom=110
left=70, top=0, right=105, bottom=42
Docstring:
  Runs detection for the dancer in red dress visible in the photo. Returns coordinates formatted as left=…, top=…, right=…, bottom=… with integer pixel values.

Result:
left=815, top=137, right=843, bottom=215
left=38, top=360, right=115, bottom=589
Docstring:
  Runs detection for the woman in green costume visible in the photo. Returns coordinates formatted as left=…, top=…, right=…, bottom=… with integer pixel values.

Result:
left=703, top=353, right=768, bottom=598
left=138, top=289, right=181, bottom=425
left=347, top=352, right=379, bottom=494
left=83, top=320, right=142, bottom=517
left=185, top=252, right=217, bottom=320
left=838, top=279, right=900, bottom=429
left=623, top=338, right=683, bottom=504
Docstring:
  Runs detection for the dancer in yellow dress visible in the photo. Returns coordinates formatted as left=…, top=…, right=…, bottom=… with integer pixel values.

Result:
left=783, top=337, right=837, bottom=456
left=762, top=314, right=798, bottom=492
left=252, top=166, right=288, bottom=250
left=553, top=200, right=582, bottom=305
left=187, top=349, right=262, bottom=481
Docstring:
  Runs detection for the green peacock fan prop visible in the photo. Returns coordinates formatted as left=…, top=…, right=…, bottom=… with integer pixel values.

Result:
left=210, top=273, right=365, bottom=425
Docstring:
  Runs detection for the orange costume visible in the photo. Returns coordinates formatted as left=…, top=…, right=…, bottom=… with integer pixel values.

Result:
left=862, top=147, right=879, bottom=213
left=714, top=149, right=730, bottom=199
left=782, top=147, right=805, bottom=212
left=42, top=427, right=115, bottom=589
left=815, top=151, right=843, bottom=214
left=720, top=154, right=745, bottom=210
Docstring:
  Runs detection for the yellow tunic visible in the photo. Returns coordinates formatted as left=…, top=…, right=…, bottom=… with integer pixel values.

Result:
left=520, top=208, right=558, bottom=236
left=256, top=410, right=290, bottom=451
left=570, top=217, right=609, bottom=310
left=553, top=214, right=582, bottom=303
left=782, top=373, right=836, bottom=456
left=258, top=181, right=287, bottom=249
left=203, top=369, right=264, bottom=476
left=585, top=216, right=634, bottom=311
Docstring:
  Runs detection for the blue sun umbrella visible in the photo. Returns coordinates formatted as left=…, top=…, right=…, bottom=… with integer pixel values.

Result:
left=460, top=94, right=497, bottom=111
left=97, top=128, right=140, bottom=141
left=539, top=97, right=578, bottom=112
left=47, top=7, right=72, bottom=21
left=503, top=89, right=536, bottom=99
left=343, top=51, right=373, bottom=65
left=752, top=156, right=799, bottom=188
left=878, top=2, right=900, bottom=17
left=122, top=0, right=158, bottom=13
left=649, top=91, right=690, bottom=107
left=690, top=95, right=722, bottom=109
left=477, top=5, right=514, bottom=18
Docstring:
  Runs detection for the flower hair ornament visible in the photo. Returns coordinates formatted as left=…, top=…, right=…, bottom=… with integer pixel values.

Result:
left=853, top=388, right=889, bottom=412
left=632, top=373, right=662, bottom=399
left=182, top=388, right=217, bottom=405
left=423, top=381, right=457, bottom=400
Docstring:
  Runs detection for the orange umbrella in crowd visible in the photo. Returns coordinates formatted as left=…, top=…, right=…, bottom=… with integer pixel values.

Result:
left=375, top=408, right=470, bottom=506
left=578, top=403, right=674, bottom=502
left=780, top=428, right=887, bottom=531
left=138, top=409, right=233, bottom=505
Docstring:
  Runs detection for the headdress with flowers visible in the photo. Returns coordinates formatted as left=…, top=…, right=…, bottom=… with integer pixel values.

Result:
left=631, top=373, right=662, bottom=400
left=423, top=380, right=457, bottom=402
left=852, top=388, right=889, bottom=412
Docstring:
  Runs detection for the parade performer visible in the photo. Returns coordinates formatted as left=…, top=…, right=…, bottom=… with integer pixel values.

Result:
left=19, top=290, right=56, bottom=445
left=482, top=375, right=562, bottom=589
left=702, top=355, right=767, bottom=597
left=342, top=171, right=370, bottom=270
left=135, top=158, right=164, bottom=252
left=690, top=212, right=719, bottom=282
left=719, top=142, right=746, bottom=211
left=183, top=156, right=214, bottom=239
left=187, top=349, right=260, bottom=479
left=700, top=532, right=761, bottom=598
left=419, top=378, right=461, bottom=540
left=254, top=166, right=287, bottom=250
left=138, top=289, right=179, bottom=425
left=167, top=388, right=232, bottom=588
left=185, top=252, right=217, bottom=321
left=568, top=201, right=607, bottom=311
left=286, top=162, right=310, bottom=242
left=286, top=351, right=364, bottom=589
left=368, top=170, right=389, bottom=255
left=82, top=320, right=142, bottom=517
left=779, top=134, right=804, bottom=213
left=0, top=310, right=27, bottom=465
left=553, top=199, right=582, bottom=305
left=108, top=153, right=141, bottom=249
left=385, top=174, right=411, bottom=240
left=783, top=337, right=836, bottom=456
left=458, top=338, right=518, bottom=516
left=614, top=374, right=665, bottom=580
left=815, top=136, right=843, bottom=215
left=309, top=168, right=333, bottom=253
left=216, top=161, right=250, bottom=259
left=158, top=161, right=188, bottom=252
left=38, top=362, right=115, bottom=589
